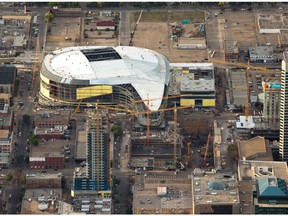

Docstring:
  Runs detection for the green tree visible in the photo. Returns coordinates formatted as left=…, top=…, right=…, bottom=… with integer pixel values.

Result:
left=5, top=172, right=13, bottom=182
left=97, top=2, right=104, bottom=7
left=111, top=124, right=122, bottom=138
left=45, top=11, right=54, bottom=24
left=227, top=144, right=238, bottom=159
left=29, top=133, right=39, bottom=146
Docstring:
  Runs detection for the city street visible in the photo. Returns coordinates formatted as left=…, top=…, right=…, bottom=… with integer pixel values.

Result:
left=111, top=116, right=134, bottom=214
left=206, top=9, right=224, bottom=59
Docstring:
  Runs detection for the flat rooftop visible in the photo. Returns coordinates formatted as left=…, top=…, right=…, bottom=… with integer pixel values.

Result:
left=238, top=181, right=253, bottom=214
left=133, top=172, right=192, bottom=213
left=0, top=108, right=14, bottom=128
left=0, top=153, right=9, bottom=164
left=0, top=130, right=9, bottom=139
left=236, top=116, right=255, bottom=129
left=180, top=79, right=215, bottom=92
left=193, top=173, right=239, bottom=205
left=35, top=110, right=71, bottom=122
left=238, top=160, right=288, bottom=181
left=170, top=63, right=214, bottom=71
left=238, top=136, right=273, bottom=161
left=31, top=139, right=71, bottom=157
left=0, top=65, right=16, bottom=85
left=21, top=188, right=62, bottom=214
left=249, top=46, right=274, bottom=60
left=76, top=121, right=86, bottom=160
left=30, top=151, right=63, bottom=158
left=168, top=63, right=214, bottom=95
left=72, top=195, right=111, bottom=214
left=230, top=69, right=247, bottom=106
left=26, top=172, right=62, bottom=180
left=34, top=126, right=65, bottom=135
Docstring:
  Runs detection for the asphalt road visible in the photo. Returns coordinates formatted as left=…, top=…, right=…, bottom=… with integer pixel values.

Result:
left=206, top=10, right=224, bottom=59
left=3, top=73, right=35, bottom=214
left=119, top=3, right=131, bottom=46
left=111, top=116, right=134, bottom=214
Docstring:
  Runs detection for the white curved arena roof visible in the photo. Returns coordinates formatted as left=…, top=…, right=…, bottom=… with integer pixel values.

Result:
left=43, top=46, right=170, bottom=111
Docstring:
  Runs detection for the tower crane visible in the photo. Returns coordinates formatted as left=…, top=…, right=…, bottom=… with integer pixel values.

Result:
left=173, top=102, right=177, bottom=169
left=132, top=94, right=194, bottom=146
left=200, top=133, right=211, bottom=168
left=208, top=59, right=271, bottom=121
left=132, top=95, right=194, bottom=169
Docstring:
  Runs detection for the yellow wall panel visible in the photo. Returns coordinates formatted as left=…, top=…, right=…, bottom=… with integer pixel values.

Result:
left=77, top=85, right=113, bottom=100
left=180, top=99, right=195, bottom=106
left=40, top=73, right=50, bottom=84
left=40, top=83, right=50, bottom=98
left=202, top=99, right=215, bottom=107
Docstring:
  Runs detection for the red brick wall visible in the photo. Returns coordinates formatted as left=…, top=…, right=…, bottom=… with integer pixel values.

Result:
left=29, top=156, right=64, bottom=169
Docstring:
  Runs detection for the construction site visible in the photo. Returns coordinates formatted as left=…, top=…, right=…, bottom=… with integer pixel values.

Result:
left=2, top=3, right=288, bottom=214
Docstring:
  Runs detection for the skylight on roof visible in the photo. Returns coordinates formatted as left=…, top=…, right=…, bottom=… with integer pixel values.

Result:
left=81, top=48, right=122, bottom=62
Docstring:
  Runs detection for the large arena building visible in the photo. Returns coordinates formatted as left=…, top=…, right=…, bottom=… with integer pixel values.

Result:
left=39, top=46, right=171, bottom=125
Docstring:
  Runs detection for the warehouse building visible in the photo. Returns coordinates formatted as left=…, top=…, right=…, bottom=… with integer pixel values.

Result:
left=248, top=46, right=274, bottom=63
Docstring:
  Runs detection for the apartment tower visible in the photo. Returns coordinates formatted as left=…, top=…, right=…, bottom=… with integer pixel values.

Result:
left=86, top=108, right=110, bottom=191
left=72, top=108, right=110, bottom=194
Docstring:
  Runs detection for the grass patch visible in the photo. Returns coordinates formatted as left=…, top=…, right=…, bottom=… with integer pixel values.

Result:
left=134, top=11, right=205, bottom=23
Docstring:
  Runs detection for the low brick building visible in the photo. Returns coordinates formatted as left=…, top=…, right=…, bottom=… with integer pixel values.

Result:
left=34, top=126, right=66, bottom=140
left=26, top=172, right=62, bottom=189
left=96, top=20, right=115, bottom=30
left=29, top=152, right=64, bottom=170
left=224, top=40, right=239, bottom=62
left=34, top=110, right=71, bottom=128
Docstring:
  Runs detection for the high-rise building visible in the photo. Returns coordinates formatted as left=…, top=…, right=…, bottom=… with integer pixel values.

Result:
left=262, top=79, right=281, bottom=125
left=280, top=52, right=288, bottom=161
left=72, top=108, right=110, bottom=196
left=86, top=108, right=110, bottom=191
